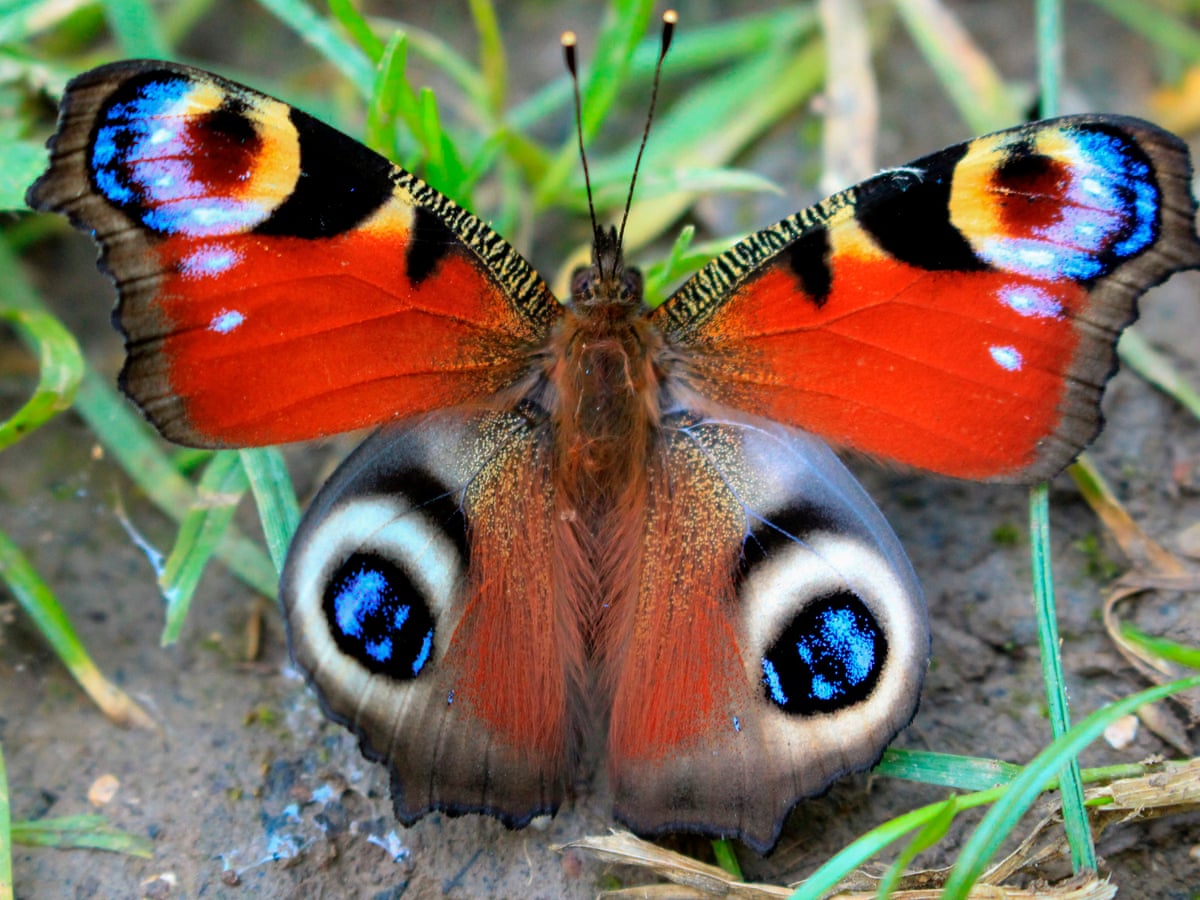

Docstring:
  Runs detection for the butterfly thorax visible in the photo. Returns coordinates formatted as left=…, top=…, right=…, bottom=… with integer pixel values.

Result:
left=550, top=227, right=665, bottom=490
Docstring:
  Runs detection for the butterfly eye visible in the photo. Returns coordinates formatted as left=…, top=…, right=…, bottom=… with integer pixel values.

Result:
left=621, top=267, right=644, bottom=305
left=569, top=265, right=592, bottom=300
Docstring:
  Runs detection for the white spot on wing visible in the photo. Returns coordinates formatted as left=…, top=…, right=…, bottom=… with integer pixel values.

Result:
left=989, top=344, right=1023, bottom=372
left=209, top=309, right=245, bottom=333
left=182, top=245, right=242, bottom=279
left=1000, top=285, right=1063, bottom=319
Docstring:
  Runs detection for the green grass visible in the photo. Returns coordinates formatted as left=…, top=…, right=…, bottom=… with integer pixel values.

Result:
left=3, top=0, right=1200, bottom=896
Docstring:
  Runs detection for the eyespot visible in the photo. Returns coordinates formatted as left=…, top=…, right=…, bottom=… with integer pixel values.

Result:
left=731, top=489, right=926, bottom=728
left=284, top=488, right=466, bottom=685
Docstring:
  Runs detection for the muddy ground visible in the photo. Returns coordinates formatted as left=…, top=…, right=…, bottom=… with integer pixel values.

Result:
left=4, top=1, right=1200, bottom=897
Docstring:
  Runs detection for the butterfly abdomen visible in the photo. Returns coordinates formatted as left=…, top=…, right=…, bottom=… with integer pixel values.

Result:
left=541, top=296, right=668, bottom=694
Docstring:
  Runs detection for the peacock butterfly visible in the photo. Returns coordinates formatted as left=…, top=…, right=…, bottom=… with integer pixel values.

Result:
left=25, top=24, right=1200, bottom=852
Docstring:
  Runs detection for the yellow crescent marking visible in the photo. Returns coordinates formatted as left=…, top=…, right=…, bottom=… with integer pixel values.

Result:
left=828, top=202, right=887, bottom=262
left=361, top=184, right=417, bottom=236
left=947, top=133, right=1006, bottom=245
left=240, top=94, right=302, bottom=211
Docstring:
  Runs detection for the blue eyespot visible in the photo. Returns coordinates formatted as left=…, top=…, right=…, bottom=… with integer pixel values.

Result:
left=89, top=74, right=274, bottom=236
left=978, top=125, right=1161, bottom=280
left=322, top=553, right=435, bottom=680
left=761, top=593, right=886, bottom=715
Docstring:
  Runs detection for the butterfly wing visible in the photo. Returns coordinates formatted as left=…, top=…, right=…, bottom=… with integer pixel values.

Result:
left=601, top=410, right=928, bottom=852
left=281, top=406, right=577, bottom=823
left=27, top=61, right=558, bottom=447
left=653, top=116, right=1200, bottom=482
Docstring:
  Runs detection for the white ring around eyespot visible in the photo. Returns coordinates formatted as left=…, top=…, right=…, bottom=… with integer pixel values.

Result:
left=738, top=530, right=926, bottom=719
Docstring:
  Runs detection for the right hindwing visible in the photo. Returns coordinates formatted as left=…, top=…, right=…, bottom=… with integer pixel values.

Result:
left=602, top=409, right=930, bottom=851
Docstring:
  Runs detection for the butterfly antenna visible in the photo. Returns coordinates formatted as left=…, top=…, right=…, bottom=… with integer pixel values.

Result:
left=616, top=9, right=676, bottom=257
left=563, top=31, right=603, bottom=273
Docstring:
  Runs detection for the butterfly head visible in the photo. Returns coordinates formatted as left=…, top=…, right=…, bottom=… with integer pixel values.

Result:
left=570, top=224, right=644, bottom=312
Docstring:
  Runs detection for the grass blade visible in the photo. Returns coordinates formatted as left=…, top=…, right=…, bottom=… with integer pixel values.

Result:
left=255, top=0, right=375, bottom=98
left=1119, top=328, right=1200, bottom=421
left=327, top=0, right=385, bottom=61
left=788, top=787, right=1005, bottom=899
left=1086, top=0, right=1200, bottom=62
left=788, top=749, right=1183, bottom=899
left=0, top=742, right=11, bottom=900
left=0, top=529, right=153, bottom=729
left=892, top=0, right=1020, bottom=133
left=1029, top=482, right=1096, bottom=872
left=534, top=0, right=656, bottom=208
left=619, top=36, right=825, bottom=254
left=0, top=239, right=277, bottom=598
left=75, top=368, right=277, bottom=598
left=711, top=838, right=742, bottom=879
left=940, top=674, right=1200, bottom=897
left=1118, top=624, right=1200, bottom=670
left=160, top=451, right=250, bottom=645
left=468, top=0, right=505, bottom=116
left=875, top=748, right=1023, bottom=791
left=10, top=815, right=153, bottom=857
left=1036, top=0, right=1062, bottom=118
left=0, top=140, right=49, bottom=212
left=374, top=20, right=487, bottom=113
left=876, top=796, right=957, bottom=898
left=364, top=31, right=414, bottom=160
left=508, top=7, right=816, bottom=133
left=1069, top=453, right=1185, bottom=574
left=0, top=308, right=82, bottom=452
left=98, top=0, right=168, bottom=58
left=239, top=447, right=299, bottom=575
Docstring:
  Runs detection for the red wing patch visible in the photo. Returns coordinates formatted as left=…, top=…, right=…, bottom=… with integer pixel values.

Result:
left=27, top=60, right=559, bottom=447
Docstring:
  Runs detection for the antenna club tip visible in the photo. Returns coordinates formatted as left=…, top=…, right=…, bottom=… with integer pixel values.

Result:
left=659, top=10, right=677, bottom=56
left=562, top=31, right=578, bottom=74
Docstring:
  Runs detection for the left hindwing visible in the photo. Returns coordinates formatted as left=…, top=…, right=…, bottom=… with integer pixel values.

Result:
left=654, top=116, right=1200, bottom=482
left=27, top=61, right=559, bottom=448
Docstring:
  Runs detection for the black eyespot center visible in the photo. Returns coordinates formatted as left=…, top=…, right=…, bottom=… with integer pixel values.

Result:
left=322, top=551, right=436, bottom=680
left=761, top=592, right=886, bottom=715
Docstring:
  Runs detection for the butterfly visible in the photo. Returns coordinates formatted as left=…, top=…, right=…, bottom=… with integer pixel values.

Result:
left=26, top=51, right=1200, bottom=852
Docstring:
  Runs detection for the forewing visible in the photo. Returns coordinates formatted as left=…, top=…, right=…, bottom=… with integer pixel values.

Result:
left=27, top=61, right=559, bottom=447
left=654, top=116, right=1200, bottom=482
